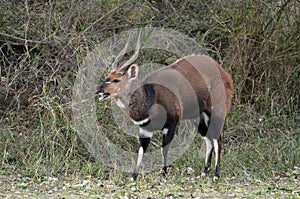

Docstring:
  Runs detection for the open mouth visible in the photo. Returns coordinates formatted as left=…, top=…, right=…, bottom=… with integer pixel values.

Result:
left=98, top=93, right=110, bottom=101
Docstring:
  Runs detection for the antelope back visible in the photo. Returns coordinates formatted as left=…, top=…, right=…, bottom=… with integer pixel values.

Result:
left=143, top=55, right=233, bottom=119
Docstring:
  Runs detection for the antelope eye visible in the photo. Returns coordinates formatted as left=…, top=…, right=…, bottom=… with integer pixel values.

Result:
left=112, top=79, right=121, bottom=83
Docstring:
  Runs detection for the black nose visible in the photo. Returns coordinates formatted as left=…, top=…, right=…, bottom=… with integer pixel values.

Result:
left=96, top=84, right=104, bottom=94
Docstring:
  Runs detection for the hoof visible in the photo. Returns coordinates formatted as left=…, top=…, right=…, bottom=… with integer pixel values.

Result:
left=131, top=172, right=138, bottom=181
left=162, top=165, right=172, bottom=176
left=201, top=172, right=207, bottom=177
left=162, top=166, right=168, bottom=176
left=213, top=175, right=220, bottom=182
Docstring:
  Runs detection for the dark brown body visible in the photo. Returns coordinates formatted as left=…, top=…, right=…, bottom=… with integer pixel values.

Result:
left=126, top=55, right=233, bottom=131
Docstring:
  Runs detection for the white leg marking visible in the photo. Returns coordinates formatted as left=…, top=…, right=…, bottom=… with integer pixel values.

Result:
left=213, top=139, right=219, bottom=168
left=204, top=137, right=213, bottom=165
left=136, top=147, right=144, bottom=168
left=161, top=147, right=164, bottom=165
left=139, top=128, right=153, bottom=138
left=162, top=128, right=168, bottom=135
left=202, top=137, right=213, bottom=177
left=162, top=129, right=169, bottom=166
left=202, top=112, right=210, bottom=127
left=133, top=118, right=150, bottom=125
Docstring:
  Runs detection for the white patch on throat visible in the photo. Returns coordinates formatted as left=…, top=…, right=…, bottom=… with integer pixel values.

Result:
left=116, top=99, right=126, bottom=109
left=139, top=128, right=153, bottom=138
left=133, top=117, right=150, bottom=126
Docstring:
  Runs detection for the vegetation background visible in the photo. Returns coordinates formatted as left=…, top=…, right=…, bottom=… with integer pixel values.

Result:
left=0, top=0, right=299, bottom=198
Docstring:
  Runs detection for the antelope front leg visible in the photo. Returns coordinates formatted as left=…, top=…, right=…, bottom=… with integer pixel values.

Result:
left=161, top=122, right=177, bottom=175
left=132, top=129, right=152, bottom=181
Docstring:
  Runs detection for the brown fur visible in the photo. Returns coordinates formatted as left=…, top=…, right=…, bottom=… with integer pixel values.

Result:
left=97, top=54, right=233, bottom=180
left=142, top=55, right=233, bottom=120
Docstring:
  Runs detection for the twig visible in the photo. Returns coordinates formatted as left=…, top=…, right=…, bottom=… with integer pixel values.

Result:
left=264, top=0, right=292, bottom=39
left=80, top=1, right=128, bottom=35
left=0, top=32, right=49, bottom=44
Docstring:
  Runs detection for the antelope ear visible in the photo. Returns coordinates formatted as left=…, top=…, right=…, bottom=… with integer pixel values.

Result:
left=127, top=64, right=139, bottom=80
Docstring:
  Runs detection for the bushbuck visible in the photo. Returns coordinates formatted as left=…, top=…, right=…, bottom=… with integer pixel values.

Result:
left=97, top=31, right=233, bottom=181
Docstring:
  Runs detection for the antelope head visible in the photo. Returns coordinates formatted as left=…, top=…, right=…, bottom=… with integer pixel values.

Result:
left=97, top=31, right=141, bottom=102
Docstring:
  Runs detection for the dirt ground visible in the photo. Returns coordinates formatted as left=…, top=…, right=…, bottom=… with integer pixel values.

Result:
left=0, top=172, right=299, bottom=199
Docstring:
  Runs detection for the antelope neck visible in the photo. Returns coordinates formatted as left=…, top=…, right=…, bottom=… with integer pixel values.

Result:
left=128, top=84, right=155, bottom=123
